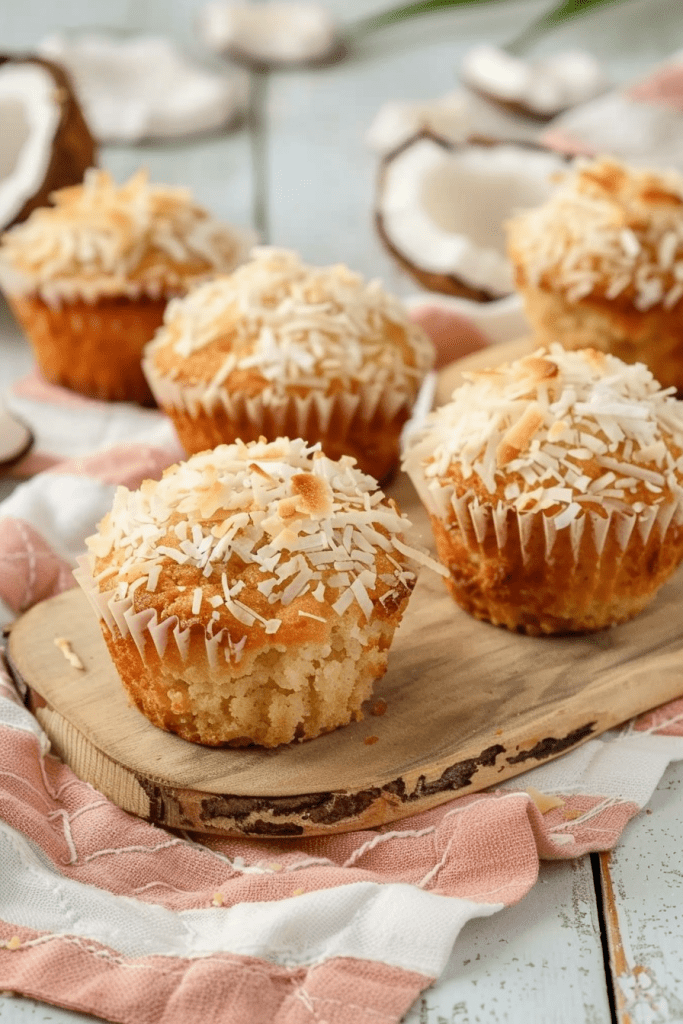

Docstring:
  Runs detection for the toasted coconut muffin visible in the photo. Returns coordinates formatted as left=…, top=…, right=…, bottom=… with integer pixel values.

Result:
left=403, top=345, right=683, bottom=635
left=507, top=157, right=683, bottom=394
left=0, top=168, right=253, bottom=404
left=75, top=437, right=438, bottom=747
left=142, top=247, right=434, bottom=480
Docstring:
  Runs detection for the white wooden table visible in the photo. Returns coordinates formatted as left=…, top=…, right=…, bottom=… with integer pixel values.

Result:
left=2, top=1, right=683, bottom=1021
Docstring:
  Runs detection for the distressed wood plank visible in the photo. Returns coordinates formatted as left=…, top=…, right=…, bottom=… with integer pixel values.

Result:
left=405, top=858, right=613, bottom=1024
left=8, top=523, right=683, bottom=836
left=599, top=760, right=683, bottom=1024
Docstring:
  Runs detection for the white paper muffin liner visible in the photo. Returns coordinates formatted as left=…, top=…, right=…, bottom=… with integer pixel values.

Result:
left=74, top=556, right=239, bottom=670
left=405, top=467, right=683, bottom=571
left=142, top=357, right=415, bottom=436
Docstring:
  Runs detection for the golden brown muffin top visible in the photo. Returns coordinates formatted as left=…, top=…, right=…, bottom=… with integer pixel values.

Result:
left=85, top=437, right=443, bottom=652
left=143, top=247, right=434, bottom=399
left=0, top=169, right=252, bottom=303
left=507, top=157, right=683, bottom=311
left=404, top=345, right=683, bottom=526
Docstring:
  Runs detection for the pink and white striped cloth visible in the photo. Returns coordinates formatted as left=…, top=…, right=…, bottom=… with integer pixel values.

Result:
left=2, top=346, right=683, bottom=1024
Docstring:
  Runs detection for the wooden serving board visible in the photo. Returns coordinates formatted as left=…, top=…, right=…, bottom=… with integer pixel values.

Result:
left=7, top=339, right=683, bottom=838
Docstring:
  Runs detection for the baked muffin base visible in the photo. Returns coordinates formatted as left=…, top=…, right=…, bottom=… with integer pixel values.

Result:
left=163, top=400, right=409, bottom=482
left=9, top=293, right=169, bottom=404
left=518, top=283, right=683, bottom=394
left=429, top=499, right=683, bottom=636
left=101, top=612, right=397, bottom=747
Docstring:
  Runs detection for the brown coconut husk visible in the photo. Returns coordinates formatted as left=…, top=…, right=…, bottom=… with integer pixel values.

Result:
left=0, top=54, right=97, bottom=230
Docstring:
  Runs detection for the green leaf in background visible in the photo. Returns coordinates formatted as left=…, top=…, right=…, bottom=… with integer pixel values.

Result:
left=347, top=0, right=630, bottom=54
left=347, top=0, right=506, bottom=38
left=506, top=0, right=630, bottom=54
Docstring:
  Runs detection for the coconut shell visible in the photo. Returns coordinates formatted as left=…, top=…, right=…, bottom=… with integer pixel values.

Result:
left=0, top=54, right=97, bottom=231
left=375, top=129, right=567, bottom=302
left=0, top=406, right=33, bottom=468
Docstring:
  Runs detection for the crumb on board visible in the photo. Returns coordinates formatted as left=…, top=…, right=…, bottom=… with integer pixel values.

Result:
left=211, top=892, right=225, bottom=907
left=562, top=808, right=583, bottom=821
left=370, top=699, right=388, bottom=717
left=364, top=735, right=379, bottom=745
left=53, top=637, right=85, bottom=670
left=3, top=937, right=21, bottom=951
left=524, top=785, right=565, bottom=814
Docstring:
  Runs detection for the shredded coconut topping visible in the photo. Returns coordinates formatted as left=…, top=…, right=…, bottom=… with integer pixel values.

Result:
left=508, top=158, right=683, bottom=311
left=0, top=169, right=253, bottom=303
left=144, top=247, right=434, bottom=394
left=87, top=437, right=436, bottom=636
left=404, top=345, right=683, bottom=525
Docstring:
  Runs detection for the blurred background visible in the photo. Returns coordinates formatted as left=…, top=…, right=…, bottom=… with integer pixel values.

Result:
left=4, top=0, right=683, bottom=292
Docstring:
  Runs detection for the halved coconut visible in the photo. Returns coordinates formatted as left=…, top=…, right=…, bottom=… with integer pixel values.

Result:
left=375, top=130, right=568, bottom=301
left=198, top=1, right=339, bottom=67
left=366, top=87, right=543, bottom=157
left=0, top=405, right=33, bottom=468
left=461, top=45, right=609, bottom=121
left=38, top=34, right=244, bottom=143
left=0, top=55, right=96, bottom=231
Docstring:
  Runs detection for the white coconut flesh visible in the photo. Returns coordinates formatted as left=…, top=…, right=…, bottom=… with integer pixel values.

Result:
left=0, top=63, right=60, bottom=230
left=0, top=406, right=33, bottom=466
left=38, top=34, right=241, bottom=143
left=378, top=135, right=566, bottom=298
left=461, top=45, right=608, bottom=119
left=199, top=1, right=336, bottom=64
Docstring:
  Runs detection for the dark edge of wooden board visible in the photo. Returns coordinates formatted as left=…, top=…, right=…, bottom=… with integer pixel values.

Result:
left=12, top=659, right=598, bottom=835
left=5, top=644, right=602, bottom=837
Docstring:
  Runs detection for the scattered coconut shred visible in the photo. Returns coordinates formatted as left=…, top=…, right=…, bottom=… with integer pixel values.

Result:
left=85, top=437, right=445, bottom=649
left=53, top=637, right=85, bottom=671
left=508, top=158, right=683, bottom=311
left=0, top=168, right=251, bottom=305
left=405, top=344, right=683, bottom=532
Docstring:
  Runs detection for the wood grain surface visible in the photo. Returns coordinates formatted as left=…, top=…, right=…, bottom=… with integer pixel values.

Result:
left=7, top=337, right=683, bottom=838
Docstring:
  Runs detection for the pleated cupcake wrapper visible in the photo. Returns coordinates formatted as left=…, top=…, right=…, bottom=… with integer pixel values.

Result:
left=74, top=556, right=235, bottom=671
left=143, top=357, right=414, bottom=434
left=406, top=473, right=683, bottom=569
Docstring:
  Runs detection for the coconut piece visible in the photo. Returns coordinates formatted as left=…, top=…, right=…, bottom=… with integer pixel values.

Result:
left=367, top=91, right=470, bottom=155
left=38, top=34, right=243, bottom=143
left=0, top=55, right=96, bottom=232
left=461, top=45, right=609, bottom=121
left=198, top=1, right=338, bottom=67
left=375, top=129, right=568, bottom=301
left=0, top=405, right=33, bottom=468
left=367, top=88, right=545, bottom=157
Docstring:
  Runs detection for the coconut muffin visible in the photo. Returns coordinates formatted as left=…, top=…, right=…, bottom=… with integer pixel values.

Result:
left=142, top=247, right=434, bottom=480
left=0, top=168, right=252, bottom=404
left=507, top=157, right=683, bottom=394
left=403, top=344, right=683, bottom=635
left=75, top=436, right=437, bottom=747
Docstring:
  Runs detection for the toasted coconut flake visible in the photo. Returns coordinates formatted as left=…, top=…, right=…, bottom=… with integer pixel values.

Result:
left=54, top=637, right=85, bottom=671
left=404, top=344, right=683, bottom=528
left=0, top=168, right=254, bottom=304
left=508, top=157, right=683, bottom=312
left=497, top=403, right=545, bottom=466
left=525, top=786, right=565, bottom=813
left=84, top=438, right=435, bottom=644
